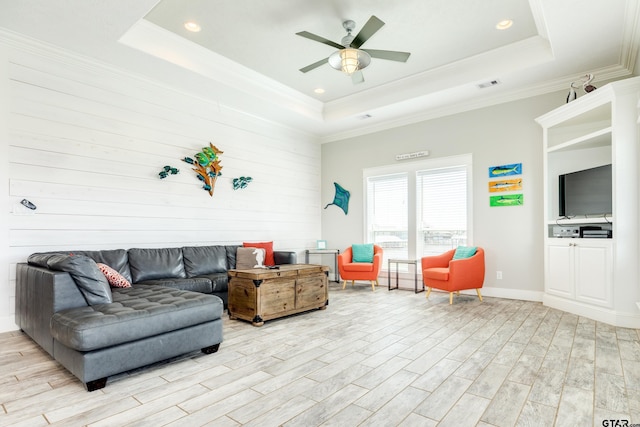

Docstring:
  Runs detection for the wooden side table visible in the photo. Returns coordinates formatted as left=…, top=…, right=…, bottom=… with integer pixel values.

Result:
left=305, top=249, right=340, bottom=282
left=387, top=258, right=424, bottom=293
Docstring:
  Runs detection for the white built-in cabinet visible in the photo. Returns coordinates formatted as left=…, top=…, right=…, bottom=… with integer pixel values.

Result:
left=546, top=240, right=612, bottom=307
left=536, top=77, right=640, bottom=328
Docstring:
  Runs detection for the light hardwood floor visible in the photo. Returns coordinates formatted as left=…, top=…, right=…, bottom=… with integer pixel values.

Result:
left=1, top=282, right=640, bottom=426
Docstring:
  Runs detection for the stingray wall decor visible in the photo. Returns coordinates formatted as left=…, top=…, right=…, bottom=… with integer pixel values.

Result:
left=324, top=182, right=350, bottom=215
left=182, top=143, right=223, bottom=197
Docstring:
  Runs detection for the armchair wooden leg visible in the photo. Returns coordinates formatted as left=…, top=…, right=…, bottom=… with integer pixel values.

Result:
left=425, top=287, right=432, bottom=299
left=342, top=280, right=347, bottom=290
left=371, top=281, right=375, bottom=291
left=449, top=292, right=453, bottom=305
left=351, top=280, right=355, bottom=287
left=476, top=289, right=483, bottom=302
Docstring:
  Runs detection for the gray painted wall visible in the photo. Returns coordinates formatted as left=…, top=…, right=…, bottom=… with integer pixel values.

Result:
left=321, top=91, right=568, bottom=299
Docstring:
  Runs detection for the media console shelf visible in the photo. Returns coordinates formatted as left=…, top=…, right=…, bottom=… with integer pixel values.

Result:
left=536, top=76, right=640, bottom=328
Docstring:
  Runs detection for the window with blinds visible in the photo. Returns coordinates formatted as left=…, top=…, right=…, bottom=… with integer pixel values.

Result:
left=417, top=166, right=467, bottom=257
left=366, top=173, right=409, bottom=261
left=364, top=155, right=471, bottom=269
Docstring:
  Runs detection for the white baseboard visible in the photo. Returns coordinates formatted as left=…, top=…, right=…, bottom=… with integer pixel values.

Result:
left=479, top=286, right=543, bottom=302
left=0, top=315, right=19, bottom=333
left=544, top=294, right=640, bottom=328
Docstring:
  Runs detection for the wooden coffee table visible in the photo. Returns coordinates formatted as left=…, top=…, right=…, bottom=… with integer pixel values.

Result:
left=228, top=264, right=329, bottom=326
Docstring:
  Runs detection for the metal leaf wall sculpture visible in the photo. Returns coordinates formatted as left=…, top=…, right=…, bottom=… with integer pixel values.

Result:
left=182, top=143, right=223, bottom=197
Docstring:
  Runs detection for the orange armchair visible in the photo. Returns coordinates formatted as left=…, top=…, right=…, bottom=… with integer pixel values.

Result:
left=421, top=247, right=485, bottom=304
left=338, top=245, right=383, bottom=291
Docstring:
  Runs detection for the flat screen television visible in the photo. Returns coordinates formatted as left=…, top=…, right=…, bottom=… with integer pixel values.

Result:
left=559, top=164, right=612, bottom=217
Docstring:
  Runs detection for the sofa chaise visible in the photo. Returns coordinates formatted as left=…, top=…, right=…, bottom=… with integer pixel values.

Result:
left=15, top=244, right=297, bottom=391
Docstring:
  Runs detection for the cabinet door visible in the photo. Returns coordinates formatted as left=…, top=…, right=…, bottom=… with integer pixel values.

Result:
left=574, top=241, right=612, bottom=307
left=547, top=243, right=574, bottom=298
left=296, top=275, right=327, bottom=309
left=260, top=279, right=296, bottom=316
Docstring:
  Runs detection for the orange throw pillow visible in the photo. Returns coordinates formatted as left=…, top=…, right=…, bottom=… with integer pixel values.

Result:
left=243, top=241, right=274, bottom=266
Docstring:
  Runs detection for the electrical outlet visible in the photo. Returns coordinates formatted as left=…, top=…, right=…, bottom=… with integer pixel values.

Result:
left=496, top=271, right=503, bottom=280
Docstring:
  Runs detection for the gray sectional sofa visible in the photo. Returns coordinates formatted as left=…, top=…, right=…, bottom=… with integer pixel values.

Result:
left=15, top=245, right=297, bottom=391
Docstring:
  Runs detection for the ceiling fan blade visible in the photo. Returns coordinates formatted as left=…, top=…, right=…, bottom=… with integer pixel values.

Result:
left=350, top=15, right=385, bottom=48
left=362, top=49, right=411, bottom=62
left=351, top=71, right=365, bottom=84
left=299, top=58, right=329, bottom=73
left=296, top=31, right=344, bottom=50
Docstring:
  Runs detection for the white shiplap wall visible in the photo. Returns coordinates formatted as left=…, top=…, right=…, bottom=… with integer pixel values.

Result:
left=0, top=35, right=322, bottom=332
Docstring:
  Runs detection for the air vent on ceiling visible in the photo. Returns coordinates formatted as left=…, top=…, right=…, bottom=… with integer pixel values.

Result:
left=478, top=79, right=501, bottom=89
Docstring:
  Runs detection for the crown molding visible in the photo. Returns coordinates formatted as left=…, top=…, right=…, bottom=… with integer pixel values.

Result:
left=320, top=63, right=633, bottom=144
left=118, top=19, right=324, bottom=122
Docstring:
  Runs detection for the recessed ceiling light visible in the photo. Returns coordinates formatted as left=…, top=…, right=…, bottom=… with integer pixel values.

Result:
left=314, top=88, right=325, bottom=94
left=496, top=19, right=513, bottom=30
left=184, top=21, right=201, bottom=32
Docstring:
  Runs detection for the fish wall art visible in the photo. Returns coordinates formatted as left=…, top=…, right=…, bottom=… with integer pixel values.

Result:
left=488, top=178, right=522, bottom=193
left=182, top=143, right=223, bottom=197
left=158, top=165, right=179, bottom=179
left=488, top=163, right=522, bottom=178
left=490, top=194, right=523, bottom=207
left=233, top=176, right=253, bottom=190
left=488, top=162, right=523, bottom=207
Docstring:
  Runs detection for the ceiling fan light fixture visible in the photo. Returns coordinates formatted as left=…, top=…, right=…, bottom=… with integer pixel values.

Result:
left=328, top=48, right=371, bottom=75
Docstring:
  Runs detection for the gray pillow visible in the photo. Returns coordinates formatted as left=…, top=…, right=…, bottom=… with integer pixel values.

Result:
left=236, top=247, right=266, bottom=270
left=47, top=254, right=113, bottom=305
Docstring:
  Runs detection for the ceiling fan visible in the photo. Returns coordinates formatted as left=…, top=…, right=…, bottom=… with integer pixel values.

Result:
left=296, top=15, right=411, bottom=84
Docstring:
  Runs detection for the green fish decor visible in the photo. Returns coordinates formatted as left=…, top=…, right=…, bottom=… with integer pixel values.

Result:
left=158, top=165, right=179, bottom=179
left=233, top=176, right=253, bottom=190
left=182, top=142, right=223, bottom=197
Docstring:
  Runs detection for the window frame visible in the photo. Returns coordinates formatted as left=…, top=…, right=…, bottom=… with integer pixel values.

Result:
left=363, top=154, right=473, bottom=266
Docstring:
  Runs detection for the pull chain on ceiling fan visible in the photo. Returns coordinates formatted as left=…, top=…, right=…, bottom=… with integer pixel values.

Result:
left=296, top=15, right=411, bottom=84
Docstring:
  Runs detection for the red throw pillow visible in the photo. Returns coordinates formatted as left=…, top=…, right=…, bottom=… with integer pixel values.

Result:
left=243, top=241, right=274, bottom=266
left=97, top=263, right=132, bottom=288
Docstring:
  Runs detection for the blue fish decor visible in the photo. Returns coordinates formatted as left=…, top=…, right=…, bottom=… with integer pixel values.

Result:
left=233, top=176, right=253, bottom=190
left=488, top=163, right=522, bottom=178
left=158, top=165, right=179, bottom=179
left=182, top=142, right=223, bottom=197
left=324, top=182, right=350, bottom=215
